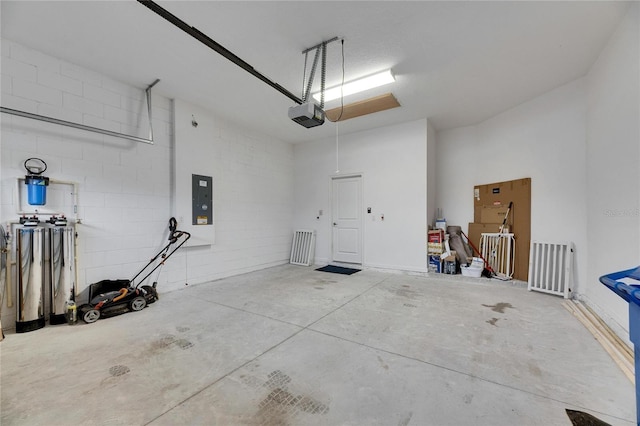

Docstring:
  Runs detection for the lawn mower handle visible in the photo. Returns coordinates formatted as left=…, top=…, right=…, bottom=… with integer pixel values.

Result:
left=129, top=217, right=191, bottom=288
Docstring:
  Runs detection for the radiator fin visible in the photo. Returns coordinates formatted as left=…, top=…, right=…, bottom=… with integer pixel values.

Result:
left=290, top=229, right=316, bottom=266
left=528, top=241, right=574, bottom=298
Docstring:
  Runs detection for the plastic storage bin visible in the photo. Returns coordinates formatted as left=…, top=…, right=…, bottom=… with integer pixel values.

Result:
left=599, top=265, right=640, bottom=425
left=461, top=265, right=482, bottom=277
left=461, top=257, right=484, bottom=277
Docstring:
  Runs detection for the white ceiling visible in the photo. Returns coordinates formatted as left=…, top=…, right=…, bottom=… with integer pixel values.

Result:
left=1, top=1, right=631, bottom=144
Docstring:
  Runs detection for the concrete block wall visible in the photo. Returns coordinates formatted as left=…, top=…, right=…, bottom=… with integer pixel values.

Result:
left=169, top=99, right=294, bottom=289
left=1, top=39, right=173, bottom=328
left=0, top=39, right=295, bottom=329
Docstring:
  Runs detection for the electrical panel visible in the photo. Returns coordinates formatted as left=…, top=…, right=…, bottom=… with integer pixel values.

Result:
left=192, top=174, right=212, bottom=225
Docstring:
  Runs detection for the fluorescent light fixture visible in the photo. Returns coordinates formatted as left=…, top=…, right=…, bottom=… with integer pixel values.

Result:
left=313, top=69, right=395, bottom=103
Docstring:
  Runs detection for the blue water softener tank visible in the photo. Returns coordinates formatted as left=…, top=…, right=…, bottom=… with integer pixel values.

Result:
left=25, top=175, right=49, bottom=205
left=23, top=158, right=49, bottom=206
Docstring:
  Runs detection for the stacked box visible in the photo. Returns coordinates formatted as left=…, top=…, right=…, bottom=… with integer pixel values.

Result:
left=428, top=243, right=443, bottom=254
left=427, top=229, right=444, bottom=255
left=472, top=177, right=531, bottom=281
left=428, top=229, right=444, bottom=243
left=442, top=250, right=458, bottom=274
left=428, top=255, right=442, bottom=273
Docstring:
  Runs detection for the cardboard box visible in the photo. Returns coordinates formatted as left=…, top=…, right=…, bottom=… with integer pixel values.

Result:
left=443, top=260, right=458, bottom=274
left=473, top=177, right=531, bottom=281
left=473, top=177, right=530, bottom=217
left=467, top=223, right=502, bottom=251
left=479, top=205, right=510, bottom=225
left=442, top=250, right=457, bottom=262
left=428, top=242, right=444, bottom=255
left=428, top=229, right=444, bottom=243
left=428, top=255, right=442, bottom=273
left=442, top=251, right=458, bottom=274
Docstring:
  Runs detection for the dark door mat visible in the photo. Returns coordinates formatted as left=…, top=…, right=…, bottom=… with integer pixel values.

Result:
left=565, top=409, right=611, bottom=426
left=316, top=265, right=360, bottom=275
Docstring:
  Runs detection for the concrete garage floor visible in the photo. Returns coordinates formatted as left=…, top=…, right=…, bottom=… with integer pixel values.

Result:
left=0, top=265, right=635, bottom=425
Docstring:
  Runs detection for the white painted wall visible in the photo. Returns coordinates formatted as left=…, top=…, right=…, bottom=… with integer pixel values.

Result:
left=427, top=120, right=437, bottom=227
left=1, top=39, right=173, bottom=328
left=436, top=3, right=639, bottom=342
left=167, top=99, right=295, bottom=289
left=436, top=79, right=589, bottom=292
left=293, top=119, right=428, bottom=272
left=584, top=3, right=640, bottom=339
left=173, top=99, right=217, bottom=247
left=0, top=39, right=294, bottom=329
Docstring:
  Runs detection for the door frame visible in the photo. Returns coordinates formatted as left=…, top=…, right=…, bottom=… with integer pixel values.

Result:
left=330, top=173, right=364, bottom=265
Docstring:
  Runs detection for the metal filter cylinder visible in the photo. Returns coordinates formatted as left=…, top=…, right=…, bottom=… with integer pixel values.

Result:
left=17, top=227, right=46, bottom=333
left=49, top=226, right=75, bottom=324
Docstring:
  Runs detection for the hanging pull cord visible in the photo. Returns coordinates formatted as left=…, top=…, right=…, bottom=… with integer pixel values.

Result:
left=336, top=121, right=340, bottom=174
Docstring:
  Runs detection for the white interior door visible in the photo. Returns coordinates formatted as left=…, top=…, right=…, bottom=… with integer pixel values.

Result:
left=332, top=175, right=362, bottom=264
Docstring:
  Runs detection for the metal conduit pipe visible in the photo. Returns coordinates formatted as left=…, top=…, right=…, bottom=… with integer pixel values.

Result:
left=0, top=78, right=159, bottom=144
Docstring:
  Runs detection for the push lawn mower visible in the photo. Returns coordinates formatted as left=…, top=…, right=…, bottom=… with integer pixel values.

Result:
left=78, top=217, right=190, bottom=324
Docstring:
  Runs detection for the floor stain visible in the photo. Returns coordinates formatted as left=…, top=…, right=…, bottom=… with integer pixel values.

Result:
left=314, top=279, right=337, bottom=285
left=528, top=362, right=542, bottom=377
left=463, top=394, right=473, bottom=405
left=239, top=373, right=264, bottom=388
left=481, top=302, right=514, bottom=313
left=175, top=338, right=194, bottom=350
left=255, top=402, right=289, bottom=426
left=264, top=370, right=291, bottom=389
left=160, top=383, right=180, bottom=394
left=398, top=411, right=413, bottom=426
left=108, top=365, right=130, bottom=377
left=143, top=334, right=195, bottom=356
left=314, top=287, right=324, bottom=290
left=255, top=371, right=330, bottom=425
left=149, top=335, right=177, bottom=354
left=176, top=326, right=190, bottom=333
left=403, top=303, right=417, bottom=308
left=393, top=287, right=420, bottom=300
left=259, top=388, right=329, bottom=414
left=486, top=318, right=499, bottom=326
left=377, top=356, right=389, bottom=370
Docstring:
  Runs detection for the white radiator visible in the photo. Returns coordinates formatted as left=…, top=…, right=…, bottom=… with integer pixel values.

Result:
left=480, top=233, right=515, bottom=279
left=290, top=229, right=315, bottom=266
left=528, top=241, right=574, bottom=298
